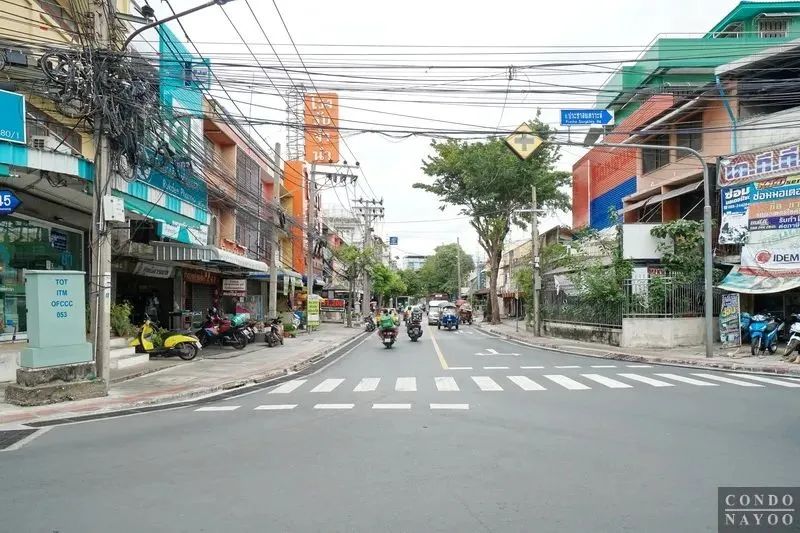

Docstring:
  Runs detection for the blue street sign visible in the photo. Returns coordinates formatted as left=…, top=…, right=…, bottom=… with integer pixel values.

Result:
left=560, top=109, right=614, bottom=126
left=0, top=190, right=22, bottom=215
left=389, top=236, right=398, bottom=245
left=0, top=90, right=26, bottom=144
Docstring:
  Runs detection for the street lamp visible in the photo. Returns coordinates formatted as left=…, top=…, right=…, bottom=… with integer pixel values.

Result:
left=122, top=0, right=237, bottom=50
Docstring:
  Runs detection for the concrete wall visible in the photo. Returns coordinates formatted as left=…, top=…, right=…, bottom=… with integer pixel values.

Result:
left=620, top=317, right=705, bottom=348
left=737, top=107, right=800, bottom=153
left=543, top=321, right=621, bottom=346
left=0, top=350, right=21, bottom=383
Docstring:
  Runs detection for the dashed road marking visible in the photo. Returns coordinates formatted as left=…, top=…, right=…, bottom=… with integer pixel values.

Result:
left=313, top=403, right=354, bottom=410
left=430, top=403, right=469, bottom=410
left=254, top=404, right=297, bottom=410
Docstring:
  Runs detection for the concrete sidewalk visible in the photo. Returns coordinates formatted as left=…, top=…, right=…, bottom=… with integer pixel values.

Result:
left=0, top=325, right=364, bottom=425
left=478, top=319, right=800, bottom=377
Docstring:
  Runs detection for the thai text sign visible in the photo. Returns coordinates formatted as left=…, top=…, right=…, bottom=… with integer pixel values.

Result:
left=719, top=174, right=800, bottom=244
left=719, top=142, right=800, bottom=186
left=719, top=293, right=741, bottom=347
left=321, top=298, right=346, bottom=312
left=222, top=278, right=247, bottom=296
left=304, top=93, right=340, bottom=163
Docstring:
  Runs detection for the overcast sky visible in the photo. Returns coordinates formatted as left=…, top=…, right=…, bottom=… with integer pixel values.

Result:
left=143, top=0, right=741, bottom=265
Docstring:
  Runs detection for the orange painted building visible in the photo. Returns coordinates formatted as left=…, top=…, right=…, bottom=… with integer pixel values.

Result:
left=284, top=160, right=306, bottom=274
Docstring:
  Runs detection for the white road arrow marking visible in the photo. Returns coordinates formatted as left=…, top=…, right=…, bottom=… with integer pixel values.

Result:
left=474, top=348, right=520, bottom=356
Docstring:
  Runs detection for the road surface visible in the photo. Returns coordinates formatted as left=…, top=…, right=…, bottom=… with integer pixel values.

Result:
left=2, top=324, right=799, bottom=532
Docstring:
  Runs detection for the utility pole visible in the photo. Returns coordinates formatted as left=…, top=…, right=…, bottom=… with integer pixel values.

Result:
left=456, top=237, right=462, bottom=301
left=354, top=198, right=384, bottom=316
left=268, top=142, right=281, bottom=320
left=90, top=0, right=113, bottom=386
left=306, top=162, right=317, bottom=303
left=531, top=186, right=541, bottom=336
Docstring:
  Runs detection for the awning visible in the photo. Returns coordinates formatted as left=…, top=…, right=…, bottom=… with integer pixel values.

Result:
left=152, top=242, right=269, bottom=273
left=618, top=181, right=702, bottom=215
left=718, top=265, right=800, bottom=294
left=301, top=275, right=325, bottom=288
left=120, top=193, right=208, bottom=246
left=248, top=268, right=303, bottom=281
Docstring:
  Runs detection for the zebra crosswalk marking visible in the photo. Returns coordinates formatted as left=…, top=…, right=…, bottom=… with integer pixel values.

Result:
left=690, top=374, right=764, bottom=387
left=544, top=375, right=590, bottom=390
left=269, top=379, right=307, bottom=394
left=728, top=374, right=800, bottom=387
left=353, top=378, right=381, bottom=392
left=507, top=375, right=546, bottom=391
left=435, top=377, right=460, bottom=391
left=395, top=377, right=417, bottom=391
left=310, top=378, right=345, bottom=393
left=581, top=374, right=633, bottom=389
left=471, top=376, right=503, bottom=391
left=655, top=374, right=717, bottom=386
left=617, top=374, right=674, bottom=387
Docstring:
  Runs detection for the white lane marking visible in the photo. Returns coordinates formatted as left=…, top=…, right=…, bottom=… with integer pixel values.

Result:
left=483, top=366, right=509, bottom=370
left=268, top=379, right=307, bottom=394
left=353, top=378, right=381, bottom=392
left=313, top=403, right=354, bottom=410
left=395, top=377, right=417, bottom=391
left=626, top=364, right=653, bottom=368
left=310, top=378, right=346, bottom=393
left=655, top=373, right=718, bottom=386
left=435, top=376, right=460, bottom=391
left=471, top=376, right=503, bottom=391
left=543, top=375, right=591, bottom=390
left=430, top=403, right=469, bottom=410
left=691, top=373, right=764, bottom=387
left=520, top=366, right=545, bottom=369
left=372, top=403, right=412, bottom=410
left=554, top=365, right=581, bottom=369
left=448, top=366, right=473, bottom=370
left=0, top=427, right=53, bottom=452
left=195, top=405, right=240, bottom=411
left=254, top=404, right=298, bottom=410
left=727, top=374, right=800, bottom=388
left=475, top=348, right=519, bottom=356
left=507, top=375, right=547, bottom=391
left=617, top=373, right=674, bottom=387
left=591, top=365, right=617, bottom=368
left=581, top=374, right=633, bottom=389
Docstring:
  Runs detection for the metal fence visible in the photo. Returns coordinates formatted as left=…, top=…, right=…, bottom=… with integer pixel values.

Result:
left=623, top=278, right=705, bottom=318
left=540, top=288, right=623, bottom=328
left=541, top=277, right=711, bottom=328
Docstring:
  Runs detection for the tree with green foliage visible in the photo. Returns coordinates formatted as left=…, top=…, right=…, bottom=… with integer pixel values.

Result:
left=371, top=263, right=407, bottom=307
left=416, top=117, right=570, bottom=323
left=397, top=268, right=425, bottom=298
left=417, top=243, right=475, bottom=299
left=650, top=220, right=722, bottom=282
left=334, top=244, right=375, bottom=327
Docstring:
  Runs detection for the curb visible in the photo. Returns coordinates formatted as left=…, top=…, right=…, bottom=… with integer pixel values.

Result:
left=475, top=323, right=800, bottom=378
left=1, top=329, right=367, bottom=426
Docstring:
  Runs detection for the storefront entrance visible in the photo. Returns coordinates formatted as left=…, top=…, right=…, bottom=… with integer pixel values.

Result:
left=116, top=271, right=174, bottom=327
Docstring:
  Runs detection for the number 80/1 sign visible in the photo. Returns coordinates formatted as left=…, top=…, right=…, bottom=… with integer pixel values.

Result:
left=0, top=190, right=21, bottom=215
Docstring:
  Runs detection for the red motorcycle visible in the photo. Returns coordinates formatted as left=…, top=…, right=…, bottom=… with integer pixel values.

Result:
left=196, top=309, right=247, bottom=350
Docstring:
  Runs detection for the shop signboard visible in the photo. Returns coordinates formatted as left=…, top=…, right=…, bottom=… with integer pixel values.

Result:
left=133, top=261, right=173, bottom=279
left=49, top=229, right=67, bottom=251
left=304, top=93, right=340, bottom=163
left=719, top=293, right=741, bottom=347
left=321, top=298, right=346, bottom=313
left=719, top=142, right=800, bottom=187
left=719, top=174, right=800, bottom=244
left=307, top=296, right=321, bottom=327
left=0, top=89, right=26, bottom=144
left=222, top=278, right=247, bottom=296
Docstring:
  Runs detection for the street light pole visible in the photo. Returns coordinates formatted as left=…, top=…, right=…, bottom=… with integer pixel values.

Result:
left=594, top=142, right=713, bottom=358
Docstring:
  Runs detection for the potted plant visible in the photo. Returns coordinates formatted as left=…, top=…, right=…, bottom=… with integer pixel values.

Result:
left=282, top=323, right=297, bottom=338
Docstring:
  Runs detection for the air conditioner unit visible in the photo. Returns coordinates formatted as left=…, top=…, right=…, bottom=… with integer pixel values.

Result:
left=31, top=135, right=72, bottom=155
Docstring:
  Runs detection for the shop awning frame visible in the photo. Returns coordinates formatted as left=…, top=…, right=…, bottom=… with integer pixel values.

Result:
left=618, top=180, right=703, bottom=215
left=152, top=242, right=269, bottom=273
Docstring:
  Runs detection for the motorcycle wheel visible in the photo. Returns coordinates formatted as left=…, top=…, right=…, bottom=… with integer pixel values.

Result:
left=455, top=324, right=459, bottom=330
left=175, top=342, right=199, bottom=361
left=768, top=340, right=779, bottom=354
left=751, top=337, right=759, bottom=356
left=233, top=331, right=247, bottom=350
left=197, top=331, right=211, bottom=348
left=784, top=339, right=799, bottom=357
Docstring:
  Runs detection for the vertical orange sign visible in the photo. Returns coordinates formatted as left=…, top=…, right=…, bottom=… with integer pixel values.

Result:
left=304, top=93, right=340, bottom=164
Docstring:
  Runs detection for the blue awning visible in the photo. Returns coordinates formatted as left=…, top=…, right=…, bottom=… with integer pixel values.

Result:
left=119, top=193, right=208, bottom=246
left=248, top=269, right=303, bottom=281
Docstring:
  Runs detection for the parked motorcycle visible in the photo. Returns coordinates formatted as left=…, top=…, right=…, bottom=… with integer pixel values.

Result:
left=378, top=327, right=397, bottom=348
left=749, top=313, right=784, bottom=355
left=196, top=310, right=247, bottom=350
left=364, top=315, right=376, bottom=332
left=783, top=314, right=800, bottom=361
left=265, top=318, right=284, bottom=348
left=740, top=312, right=752, bottom=344
left=130, top=315, right=201, bottom=361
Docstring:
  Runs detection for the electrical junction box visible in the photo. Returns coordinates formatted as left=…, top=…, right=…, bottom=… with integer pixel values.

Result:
left=103, top=195, right=125, bottom=223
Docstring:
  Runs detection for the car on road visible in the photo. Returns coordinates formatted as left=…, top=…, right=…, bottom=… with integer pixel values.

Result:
left=427, top=299, right=449, bottom=325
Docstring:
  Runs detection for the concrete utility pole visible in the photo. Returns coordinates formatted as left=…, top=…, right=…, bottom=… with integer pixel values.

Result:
left=90, top=0, right=113, bottom=386
left=456, top=237, right=462, bottom=301
left=268, top=142, right=281, bottom=320
left=306, top=162, right=317, bottom=302
left=355, top=199, right=384, bottom=316
left=532, top=185, right=540, bottom=336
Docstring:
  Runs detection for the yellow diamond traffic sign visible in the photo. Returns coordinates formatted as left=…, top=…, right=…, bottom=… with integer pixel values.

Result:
left=505, top=123, right=543, bottom=160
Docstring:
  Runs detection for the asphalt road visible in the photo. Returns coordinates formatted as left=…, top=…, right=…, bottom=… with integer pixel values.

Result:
left=2, top=322, right=799, bottom=532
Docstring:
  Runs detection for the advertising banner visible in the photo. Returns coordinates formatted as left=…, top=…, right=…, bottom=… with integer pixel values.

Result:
left=718, top=142, right=800, bottom=187
left=222, top=278, right=247, bottom=296
left=304, top=93, right=340, bottom=164
left=719, top=293, right=741, bottom=347
left=307, top=297, right=321, bottom=327
left=719, top=174, right=800, bottom=244
left=321, top=298, right=346, bottom=313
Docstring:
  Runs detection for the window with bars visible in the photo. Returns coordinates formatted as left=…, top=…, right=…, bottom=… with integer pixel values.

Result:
left=641, top=135, right=670, bottom=174
left=676, top=119, right=703, bottom=153
left=759, top=18, right=788, bottom=38
left=236, top=148, right=261, bottom=212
